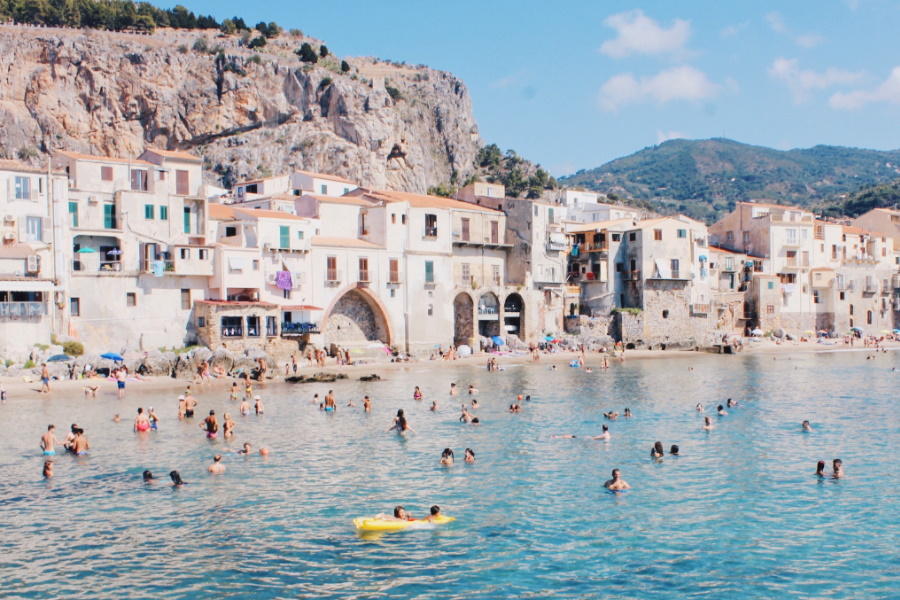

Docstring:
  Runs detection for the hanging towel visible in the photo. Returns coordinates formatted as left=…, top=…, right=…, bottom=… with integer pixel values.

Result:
left=275, top=270, right=293, bottom=290
left=151, top=260, right=166, bottom=277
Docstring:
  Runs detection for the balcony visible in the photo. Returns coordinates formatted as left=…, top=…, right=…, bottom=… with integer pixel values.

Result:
left=622, top=270, right=641, bottom=281
left=546, top=240, right=567, bottom=252
left=325, top=269, right=342, bottom=286
left=281, top=322, right=320, bottom=336
left=0, top=302, right=48, bottom=317
left=388, top=273, right=401, bottom=287
left=221, top=327, right=244, bottom=338
left=587, top=242, right=608, bottom=253
left=424, top=227, right=438, bottom=239
left=863, top=280, right=878, bottom=295
left=691, top=303, right=710, bottom=316
left=358, top=270, right=370, bottom=286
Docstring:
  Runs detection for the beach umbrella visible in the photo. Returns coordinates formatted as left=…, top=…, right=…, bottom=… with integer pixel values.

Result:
left=750, top=328, right=763, bottom=336
left=76, top=247, right=98, bottom=253
left=106, top=248, right=123, bottom=256
left=100, top=352, right=124, bottom=362
left=544, top=334, right=554, bottom=342
left=850, top=327, right=864, bottom=333
left=457, top=345, right=472, bottom=357
left=47, top=354, right=73, bottom=362
left=491, top=335, right=505, bottom=346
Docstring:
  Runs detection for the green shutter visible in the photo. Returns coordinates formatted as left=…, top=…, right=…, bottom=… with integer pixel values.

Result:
left=160, top=206, right=168, bottom=220
left=280, top=226, right=290, bottom=249
left=183, top=207, right=191, bottom=234
left=144, top=204, right=154, bottom=219
left=103, top=204, right=116, bottom=229
left=425, top=261, right=434, bottom=283
left=68, top=202, right=78, bottom=227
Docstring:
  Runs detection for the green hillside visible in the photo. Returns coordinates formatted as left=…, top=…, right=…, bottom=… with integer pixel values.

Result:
left=559, top=138, right=900, bottom=223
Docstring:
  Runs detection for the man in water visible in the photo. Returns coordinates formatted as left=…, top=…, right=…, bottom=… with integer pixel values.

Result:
left=363, top=396, right=371, bottom=412
left=450, top=383, right=459, bottom=396
left=70, top=428, right=90, bottom=455
left=717, top=405, right=728, bottom=416
left=802, top=420, right=812, bottom=431
left=702, top=416, right=714, bottom=431
left=202, top=410, right=219, bottom=438
left=424, top=505, right=443, bottom=522
left=604, top=468, right=630, bottom=490
left=208, top=454, right=226, bottom=474
left=592, top=424, right=611, bottom=441
left=40, top=425, right=61, bottom=455
left=324, top=390, right=336, bottom=411
left=832, top=459, right=844, bottom=479
left=184, top=392, right=198, bottom=418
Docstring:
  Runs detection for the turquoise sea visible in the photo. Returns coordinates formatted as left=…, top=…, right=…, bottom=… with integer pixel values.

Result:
left=1, top=350, right=898, bottom=599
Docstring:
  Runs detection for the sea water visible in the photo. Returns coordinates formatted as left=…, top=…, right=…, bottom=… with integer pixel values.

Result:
left=1, top=350, right=898, bottom=599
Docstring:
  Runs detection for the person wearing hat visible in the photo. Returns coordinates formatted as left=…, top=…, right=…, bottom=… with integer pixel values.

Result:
left=177, top=395, right=186, bottom=420
left=254, top=395, right=265, bottom=415
left=148, top=407, right=160, bottom=430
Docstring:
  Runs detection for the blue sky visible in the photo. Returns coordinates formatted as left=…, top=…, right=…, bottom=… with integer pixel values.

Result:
left=166, top=1, right=900, bottom=176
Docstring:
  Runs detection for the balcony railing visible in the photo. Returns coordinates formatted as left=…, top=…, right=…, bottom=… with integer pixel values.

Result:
left=281, top=322, right=320, bottom=335
left=221, top=327, right=244, bottom=338
left=478, top=305, right=498, bottom=315
left=546, top=241, right=567, bottom=252
left=0, top=302, right=48, bottom=317
left=587, top=242, right=608, bottom=252
left=388, top=273, right=400, bottom=285
left=622, top=270, right=641, bottom=281
left=691, top=303, right=710, bottom=316
left=863, top=281, right=878, bottom=294
left=424, top=227, right=438, bottom=238
left=326, top=269, right=342, bottom=284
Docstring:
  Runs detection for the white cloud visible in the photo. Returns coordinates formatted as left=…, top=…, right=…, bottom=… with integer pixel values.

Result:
left=490, top=74, right=519, bottom=90
left=600, top=10, right=691, bottom=59
left=657, top=130, right=686, bottom=144
left=766, top=11, right=825, bottom=47
left=599, top=66, right=721, bottom=111
left=768, top=58, right=865, bottom=103
left=830, top=66, right=900, bottom=109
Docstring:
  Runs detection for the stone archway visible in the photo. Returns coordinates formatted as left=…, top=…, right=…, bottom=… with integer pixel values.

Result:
left=453, top=292, right=474, bottom=347
left=323, top=288, right=390, bottom=345
left=503, top=292, right=524, bottom=338
left=477, top=292, right=500, bottom=338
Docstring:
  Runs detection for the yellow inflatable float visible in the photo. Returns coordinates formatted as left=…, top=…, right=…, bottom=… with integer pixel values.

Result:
left=353, top=515, right=455, bottom=532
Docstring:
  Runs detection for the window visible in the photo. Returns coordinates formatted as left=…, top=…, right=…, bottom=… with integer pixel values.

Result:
left=425, top=260, right=434, bottom=283
left=175, top=170, right=189, bottom=195
left=159, top=170, right=166, bottom=181
left=831, top=245, right=838, bottom=260
left=743, top=232, right=750, bottom=245
left=662, top=310, right=669, bottom=319
left=629, top=232, right=636, bottom=242
left=252, top=260, right=259, bottom=271
left=840, top=292, right=845, bottom=301
left=183, top=207, right=191, bottom=234
left=126, top=292, right=136, bottom=307
left=654, top=229, right=663, bottom=241
left=279, top=226, right=290, bottom=249
left=101, top=166, right=113, bottom=181
left=768, top=281, right=775, bottom=290
left=225, top=226, right=237, bottom=237
left=246, top=315, right=260, bottom=337
left=180, top=248, right=190, bottom=259
left=401, top=214, right=406, bottom=225
left=491, top=221, right=499, bottom=244
left=548, top=208, right=555, bottom=224
left=612, top=233, right=621, bottom=242
left=160, top=206, right=168, bottom=220
left=849, top=304, right=854, bottom=316
left=801, top=251, right=809, bottom=267
left=813, top=290, right=820, bottom=304
left=266, top=316, right=277, bottom=337
left=221, top=316, right=243, bottom=337
left=766, top=305, right=775, bottom=314
left=130, top=169, right=148, bottom=191
left=70, top=297, right=80, bottom=317
left=726, top=232, right=734, bottom=243
left=534, top=205, right=539, bottom=217
left=14, top=176, right=31, bottom=200
left=143, top=204, right=154, bottom=220
left=197, top=316, right=205, bottom=327
left=297, top=231, right=304, bottom=239
left=391, top=214, right=396, bottom=224
left=670, top=259, right=680, bottom=279
left=425, top=214, right=438, bottom=237
left=786, top=229, right=797, bottom=245
left=427, top=304, right=434, bottom=316
left=320, top=184, right=327, bottom=194
left=24, top=216, right=42, bottom=242
left=677, top=229, right=686, bottom=238
left=389, top=259, right=399, bottom=283
left=461, top=218, right=470, bottom=241
left=359, top=212, right=369, bottom=236
left=493, top=264, right=500, bottom=285
left=103, top=204, right=116, bottom=229
left=181, top=289, right=191, bottom=310
left=461, top=262, right=470, bottom=284
left=68, top=201, right=79, bottom=227
left=327, top=256, right=338, bottom=281
left=725, top=257, right=734, bottom=271
left=359, top=257, right=369, bottom=282
left=616, top=262, right=624, bottom=273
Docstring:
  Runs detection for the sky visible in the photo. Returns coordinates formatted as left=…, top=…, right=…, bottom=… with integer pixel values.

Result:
left=164, top=1, right=900, bottom=176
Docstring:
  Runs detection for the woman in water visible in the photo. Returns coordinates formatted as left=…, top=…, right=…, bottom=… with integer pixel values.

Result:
left=133, top=408, right=151, bottom=433
left=430, top=399, right=438, bottom=412
left=231, top=381, right=240, bottom=401
left=464, top=448, right=476, bottom=463
left=387, top=409, right=416, bottom=434
left=413, top=386, right=423, bottom=401
left=223, top=412, right=236, bottom=438
left=239, top=397, right=251, bottom=416
left=815, top=460, right=826, bottom=477
left=169, top=471, right=187, bottom=486
left=440, top=448, right=454, bottom=466
left=702, top=416, right=714, bottom=431
left=651, top=441, right=664, bottom=459
left=624, top=408, right=632, bottom=418
left=147, top=407, right=160, bottom=431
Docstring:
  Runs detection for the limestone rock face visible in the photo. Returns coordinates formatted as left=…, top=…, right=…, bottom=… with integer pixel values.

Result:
left=0, top=25, right=482, bottom=192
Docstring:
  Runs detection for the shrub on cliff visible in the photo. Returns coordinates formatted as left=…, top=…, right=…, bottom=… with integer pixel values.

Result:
left=296, top=43, right=318, bottom=63
left=62, top=341, right=85, bottom=357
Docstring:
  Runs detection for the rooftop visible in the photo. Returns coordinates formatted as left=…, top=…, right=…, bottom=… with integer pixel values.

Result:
left=294, top=170, right=356, bottom=185
left=0, top=159, right=65, bottom=175
left=141, top=148, right=203, bottom=162
left=311, top=236, right=384, bottom=249
left=362, top=189, right=502, bottom=213
left=208, top=204, right=236, bottom=221
left=55, top=150, right=155, bottom=167
left=233, top=208, right=307, bottom=222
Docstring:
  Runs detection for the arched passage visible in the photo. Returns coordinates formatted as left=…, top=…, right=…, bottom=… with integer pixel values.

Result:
left=453, top=292, right=474, bottom=347
left=477, top=292, right=500, bottom=338
left=503, top=293, right=524, bottom=338
left=323, top=288, right=391, bottom=346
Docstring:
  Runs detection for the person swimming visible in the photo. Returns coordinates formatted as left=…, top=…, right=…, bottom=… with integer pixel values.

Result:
left=696, top=403, right=704, bottom=412
left=604, top=468, right=630, bottom=490
left=464, top=448, right=475, bottom=463
left=702, top=416, right=714, bottom=430
left=387, top=409, right=416, bottom=434
left=651, top=441, right=664, bottom=459
left=143, top=470, right=155, bottom=483
left=440, top=448, right=454, bottom=466
left=802, top=420, right=812, bottom=431
left=670, top=444, right=680, bottom=456
left=379, top=506, right=411, bottom=521
left=604, top=411, right=619, bottom=420
left=717, top=405, right=728, bottom=416
left=169, top=470, right=186, bottom=486
left=424, top=505, right=443, bottom=522
left=832, top=459, right=844, bottom=479
left=624, top=408, right=632, bottom=418
left=592, top=424, right=611, bottom=441
left=815, top=460, right=826, bottom=477
left=413, top=386, right=423, bottom=400
left=471, top=399, right=479, bottom=409
left=43, top=461, right=53, bottom=478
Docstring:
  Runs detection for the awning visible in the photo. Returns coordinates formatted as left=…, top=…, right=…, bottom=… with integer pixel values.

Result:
left=655, top=259, right=671, bottom=279
left=0, top=279, right=58, bottom=292
left=282, top=305, right=324, bottom=311
left=549, top=233, right=567, bottom=245
left=228, top=257, right=247, bottom=269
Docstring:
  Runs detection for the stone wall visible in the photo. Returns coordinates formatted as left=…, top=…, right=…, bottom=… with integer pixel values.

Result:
left=611, top=311, right=643, bottom=347
left=323, top=290, right=386, bottom=344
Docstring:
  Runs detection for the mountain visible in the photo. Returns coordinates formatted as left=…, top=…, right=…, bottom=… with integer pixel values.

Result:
left=0, top=24, right=481, bottom=192
left=559, top=138, right=900, bottom=222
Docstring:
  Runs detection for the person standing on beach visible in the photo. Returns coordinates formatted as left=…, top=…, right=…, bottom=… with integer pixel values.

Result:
left=291, top=353, right=298, bottom=375
left=40, top=364, right=51, bottom=394
left=116, top=367, right=126, bottom=398
left=40, top=425, right=62, bottom=455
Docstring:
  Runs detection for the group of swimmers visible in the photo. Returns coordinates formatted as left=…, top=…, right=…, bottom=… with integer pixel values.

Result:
left=439, top=448, right=476, bottom=465
left=40, top=423, right=91, bottom=477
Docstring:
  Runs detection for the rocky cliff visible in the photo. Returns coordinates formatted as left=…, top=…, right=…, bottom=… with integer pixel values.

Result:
left=0, top=24, right=482, bottom=191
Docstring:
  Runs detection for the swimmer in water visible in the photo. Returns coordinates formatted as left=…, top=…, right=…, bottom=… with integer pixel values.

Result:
left=40, top=425, right=62, bottom=455
left=551, top=434, right=577, bottom=439
left=431, top=399, right=438, bottom=412
left=134, top=408, right=151, bottom=433
left=468, top=385, right=478, bottom=395
left=459, top=405, right=473, bottom=423
left=471, top=399, right=479, bottom=409
left=604, top=411, right=619, bottom=420
left=413, top=386, right=423, bottom=400
left=802, top=420, right=812, bottom=431
left=726, top=398, right=739, bottom=408
left=377, top=506, right=411, bottom=522
left=201, top=410, right=218, bottom=438
left=702, top=416, right=714, bottom=431
left=208, top=454, right=226, bottom=474
left=592, top=424, right=611, bottom=441
left=651, top=441, right=664, bottom=459
left=223, top=412, right=236, bottom=438
left=450, top=383, right=459, bottom=396
left=324, top=391, right=336, bottom=412
left=670, top=444, right=679, bottom=456
left=143, top=470, right=154, bottom=483
left=43, top=461, right=53, bottom=478
left=236, top=442, right=252, bottom=455
left=832, top=459, right=844, bottom=479
left=239, top=397, right=251, bottom=416
left=717, top=405, right=728, bottom=416
left=423, top=505, right=443, bottom=522
left=440, top=448, right=454, bottom=466
left=363, top=396, right=371, bottom=413
left=815, top=460, right=826, bottom=477
left=624, top=408, right=632, bottom=418
left=464, top=448, right=475, bottom=463
left=254, top=396, right=265, bottom=415
left=696, top=403, right=703, bottom=412
left=170, top=470, right=186, bottom=486
left=387, top=409, right=416, bottom=434
left=311, top=393, right=320, bottom=405
left=604, top=468, right=630, bottom=490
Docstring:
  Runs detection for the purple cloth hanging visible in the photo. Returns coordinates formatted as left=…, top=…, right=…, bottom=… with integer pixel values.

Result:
left=275, top=270, right=293, bottom=290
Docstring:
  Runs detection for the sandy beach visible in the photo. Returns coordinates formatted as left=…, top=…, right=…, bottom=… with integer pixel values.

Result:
left=2, top=337, right=894, bottom=401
